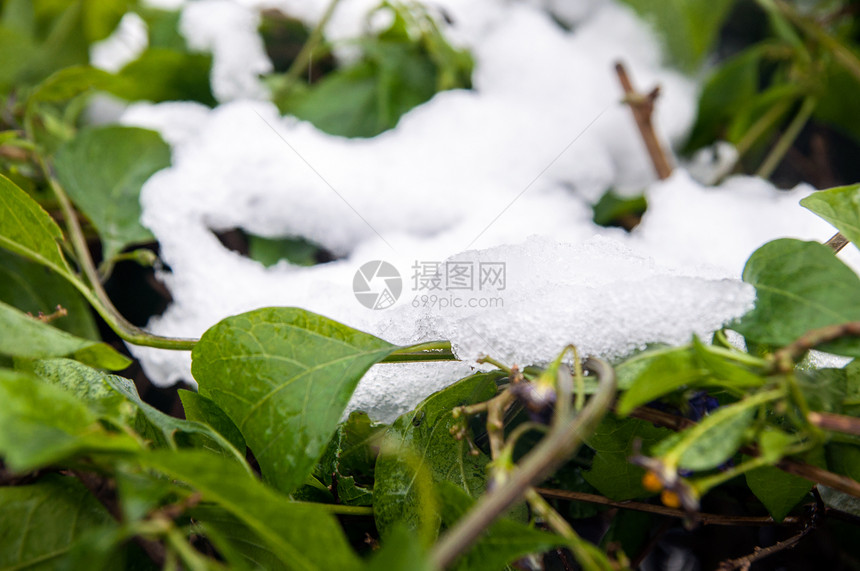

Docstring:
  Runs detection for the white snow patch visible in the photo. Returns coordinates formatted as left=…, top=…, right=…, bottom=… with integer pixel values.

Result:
left=115, top=0, right=851, bottom=420
left=90, top=12, right=148, bottom=72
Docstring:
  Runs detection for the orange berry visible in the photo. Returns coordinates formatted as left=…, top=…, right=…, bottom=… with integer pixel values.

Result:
left=661, top=490, right=682, bottom=509
left=642, top=470, right=663, bottom=492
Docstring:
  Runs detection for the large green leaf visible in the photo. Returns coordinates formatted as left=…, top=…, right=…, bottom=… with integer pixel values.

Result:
left=0, top=299, right=130, bottom=369
left=0, top=369, right=139, bottom=472
left=373, top=372, right=499, bottom=540
left=583, top=415, right=672, bottom=500
left=191, top=307, right=407, bottom=494
left=0, top=249, right=99, bottom=339
left=800, top=184, right=860, bottom=250
left=53, top=126, right=170, bottom=260
left=137, top=450, right=362, bottom=571
left=734, top=239, right=860, bottom=356
left=0, top=173, right=71, bottom=274
left=0, top=474, right=119, bottom=570
left=30, top=358, right=247, bottom=463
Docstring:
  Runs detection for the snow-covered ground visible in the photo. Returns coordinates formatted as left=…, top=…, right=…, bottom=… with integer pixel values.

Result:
left=93, top=0, right=855, bottom=421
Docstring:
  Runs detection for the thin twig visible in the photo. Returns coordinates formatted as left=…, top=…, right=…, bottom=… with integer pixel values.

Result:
left=717, top=522, right=815, bottom=570
left=825, top=232, right=849, bottom=253
left=429, top=358, right=616, bottom=569
left=808, top=411, right=860, bottom=436
left=629, top=405, right=860, bottom=499
left=615, top=62, right=673, bottom=180
left=534, top=488, right=801, bottom=526
left=771, top=321, right=860, bottom=372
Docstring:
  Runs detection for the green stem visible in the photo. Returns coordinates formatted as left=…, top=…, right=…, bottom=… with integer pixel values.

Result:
left=32, top=151, right=197, bottom=350
left=705, top=344, right=770, bottom=369
left=293, top=502, right=373, bottom=516
left=429, top=358, right=616, bottom=569
left=382, top=341, right=458, bottom=363
left=277, top=0, right=342, bottom=98
left=525, top=489, right=615, bottom=571
left=165, top=525, right=218, bottom=571
left=756, top=96, right=817, bottom=179
left=773, top=0, right=860, bottom=83
left=734, top=97, right=794, bottom=159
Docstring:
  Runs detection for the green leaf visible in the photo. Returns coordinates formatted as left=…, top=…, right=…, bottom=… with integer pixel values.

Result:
left=618, top=0, right=736, bottom=72
left=0, top=249, right=99, bottom=339
left=653, top=398, right=759, bottom=471
left=438, top=482, right=566, bottom=571
left=0, top=173, right=71, bottom=274
left=685, top=45, right=766, bottom=152
left=0, top=300, right=130, bottom=369
left=248, top=234, right=323, bottom=267
left=373, top=372, right=499, bottom=540
left=53, top=126, right=171, bottom=260
left=616, top=349, right=703, bottom=415
left=137, top=449, right=363, bottom=571
left=315, top=411, right=383, bottom=506
left=366, top=525, right=434, bottom=571
left=0, top=368, right=139, bottom=472
left=800, top=184, right=860, bottom=250
left=191, top=307, right=409, bottom=494
left=81, top=0, right=130, bottom=43
left=583, top=415, right=672, bottom=500
left=745, top=463, right=812, bottom=522
left=276, top=6, right=471, bottom=138
left=189, top=504, right=284, bottom=570
left=734, top=239, right=860, bottom=356
left=114, top=47, right=216, bottom=105
left=179, top=389, right=246, bottom=453
left=592, top=190, right=647, bottom=229
left=28, top=64, right=117, bottom=105
left=0, top=474, right=119, bottom=569
left=29, top=358, right=246, bottom=463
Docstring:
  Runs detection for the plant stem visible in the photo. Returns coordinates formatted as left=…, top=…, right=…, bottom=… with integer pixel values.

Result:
left=734, top=97, right=794, bottom=158
left=773, top=0, right=860, bottom=83
left=825, top=232, right=849, bottom=253
left=756, top=96, right=817, bottom=179
left=615, top=62, right=673, bottom=180
left=525, top=489, right=611, bottom=571
left=429, top=358, right=616, bottom=569
left=278, top=0, right=341, bottom=98
left=382, top=341, right=458, bottom=362
left=771, top=321, right=860, bottom=372
left=535, top=487, right=802, bottom=526
left=33, top=152, right=198, bottom=350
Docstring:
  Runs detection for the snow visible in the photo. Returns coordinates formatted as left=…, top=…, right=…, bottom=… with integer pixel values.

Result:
left=90, top=12, right=148, bottom=73
left=109, top=0, right=856, bottom=422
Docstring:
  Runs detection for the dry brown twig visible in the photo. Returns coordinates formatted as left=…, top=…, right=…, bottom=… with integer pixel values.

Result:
left=615, top=61, right=673, bottom=180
